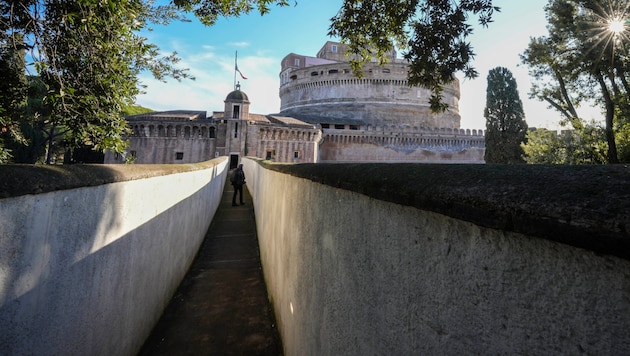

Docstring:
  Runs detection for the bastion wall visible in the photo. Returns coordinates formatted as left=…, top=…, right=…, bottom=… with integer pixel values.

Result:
left=2, top=159, right=628, bottom=355
left=243, top=158, right=630, bottom=355
left=0, top=158, right=228, bottom=355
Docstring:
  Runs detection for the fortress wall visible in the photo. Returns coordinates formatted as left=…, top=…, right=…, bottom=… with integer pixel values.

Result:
left=320, top=140, right=485, bottom=163
left=243, top=158, right=630, bottom=356
left=319, top=130, right=485, bottom=163
left=0, top=158, right=228, bottom=355
left=279, top=62, right=461, bottom=128
left=106, top=137, right=217, bottom=164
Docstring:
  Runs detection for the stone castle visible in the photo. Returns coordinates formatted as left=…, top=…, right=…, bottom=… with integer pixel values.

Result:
left=105, top=41, right=485, bottom=166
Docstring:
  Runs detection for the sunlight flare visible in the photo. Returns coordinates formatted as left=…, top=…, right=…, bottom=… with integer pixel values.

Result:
left=608, top=17, right=626, bottom=34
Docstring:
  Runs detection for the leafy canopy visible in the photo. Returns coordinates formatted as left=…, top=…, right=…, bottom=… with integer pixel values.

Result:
left=173, top=0, right=292, bottom=25
left=328, top=0, right=499, bottom=112
left=520, top=0, right=630, bottom=163
left=1, top=0, right=193, bottom=162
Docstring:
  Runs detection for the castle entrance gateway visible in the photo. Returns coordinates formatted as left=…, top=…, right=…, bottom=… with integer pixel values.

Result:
left=229, top=154, right=239, bottom=169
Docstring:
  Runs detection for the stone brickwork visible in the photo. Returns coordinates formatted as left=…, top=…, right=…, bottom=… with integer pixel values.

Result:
left=279, top=61, right=461, bottom=128
left=320, top=127, right=485, bottom=163
left=278, top=41, right=484, bottom=163
left=104, top=111, right=217, bottom=164
left=106, top=41, right=484, bottom=165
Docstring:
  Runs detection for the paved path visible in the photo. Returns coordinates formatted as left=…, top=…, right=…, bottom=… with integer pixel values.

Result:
left=138, top=182, right=283, bottom=355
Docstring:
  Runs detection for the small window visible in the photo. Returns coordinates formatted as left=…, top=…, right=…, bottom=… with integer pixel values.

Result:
left=294, top=151, right=300, bottom=159
left=343, top=69, right=350, bottom=74
left=175, top=152, right=184, bottom=160
left=311, top=71, right=318, bottom=76
left=331, top=45, right=337, bottom=53
left=290, top=74, right=297, bottom=80
left=321, top=124, right=330, bottom=129
left=266, top=149, right=275, bottom=160
left=294, top=58, right=300, bottom=66
left=382, top=68, right=390, bottom=74
left=349, top=125, right=359, bottom=130
left=334, top=124, right=345, bottom=130
left=328, top=69, right=338, bottom=74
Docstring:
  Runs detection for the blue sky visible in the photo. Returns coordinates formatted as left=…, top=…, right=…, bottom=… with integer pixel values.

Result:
left=136, top=0, right=594, bottom=130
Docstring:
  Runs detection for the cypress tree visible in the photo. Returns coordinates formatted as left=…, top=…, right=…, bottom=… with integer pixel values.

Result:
left=484, top=67, right=528, bottom=163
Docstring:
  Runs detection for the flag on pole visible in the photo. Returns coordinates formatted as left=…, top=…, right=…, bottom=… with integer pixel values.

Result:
left=235, top=62, right=247, bottom=80
left=234, top=51, right=247, bottom=90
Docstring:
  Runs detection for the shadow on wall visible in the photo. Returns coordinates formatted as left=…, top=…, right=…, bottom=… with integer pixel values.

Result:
left=0, top=159, right=227, bottom=355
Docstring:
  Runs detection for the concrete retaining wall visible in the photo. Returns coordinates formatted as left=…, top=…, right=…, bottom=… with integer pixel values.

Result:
left=0, top=157, right=228, bottom=355
left=243, top=158, right=630, bottom=355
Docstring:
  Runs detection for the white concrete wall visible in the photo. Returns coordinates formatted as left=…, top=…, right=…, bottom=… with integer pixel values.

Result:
left=0, top=157, right=228, bottom=356
left=243, top=158, right=630, bottom=356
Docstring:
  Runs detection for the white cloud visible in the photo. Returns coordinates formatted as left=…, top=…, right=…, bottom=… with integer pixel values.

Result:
left=229, top=41, right=250, bottom=48
left=135, top=47, right=282, bottom=115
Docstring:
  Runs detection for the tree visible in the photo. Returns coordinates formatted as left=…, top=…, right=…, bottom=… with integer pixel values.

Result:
left=173, top=0, right=291, bottom=25
left=523, top=126, right=607, bottom=164
left=1, top=0, right=192, bottom=163
left=521, top=0, right=630, bottom=163
left=2, top=76, right=47, bottom=163
left=0, top=30, right=29, bottom=163
left=483, top=67, right=528, bottom=163
left=328, top=0, right=499, bottom=112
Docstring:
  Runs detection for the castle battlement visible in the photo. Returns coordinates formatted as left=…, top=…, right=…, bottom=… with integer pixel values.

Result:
left=323, top=127, right=485, bottom=152
left=279, top=43, right=461, bottom=130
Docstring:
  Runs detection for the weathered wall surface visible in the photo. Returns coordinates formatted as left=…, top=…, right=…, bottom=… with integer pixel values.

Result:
left=243, top=158, right=630, bottom=355
left=320, top=129, right=485, bottom=163
left=105, top=136, right=217, bottom=164
left=0, top=158, right=228, bottom=355
left=279, top=62, right=461, bottom=128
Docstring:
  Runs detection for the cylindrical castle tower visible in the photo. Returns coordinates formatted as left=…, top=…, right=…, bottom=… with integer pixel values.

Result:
left=278, top=42, right=461, bottom=129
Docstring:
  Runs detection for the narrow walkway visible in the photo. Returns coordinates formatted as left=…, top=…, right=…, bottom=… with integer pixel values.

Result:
left=138, top=182, right=283, bottom=355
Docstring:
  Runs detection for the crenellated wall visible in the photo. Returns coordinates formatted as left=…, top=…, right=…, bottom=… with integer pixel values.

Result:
left=0, top=158, right=229, bottom=355
left=320, top=127, right=485, bottom=163
left=243, top=158, right=630, bottom=355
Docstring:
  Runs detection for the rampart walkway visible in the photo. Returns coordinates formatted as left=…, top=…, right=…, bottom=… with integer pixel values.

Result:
left=138, top=183, right=282, bottom=355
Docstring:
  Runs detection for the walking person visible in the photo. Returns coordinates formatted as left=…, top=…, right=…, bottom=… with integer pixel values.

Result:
left=231, top=164, right=246, bottom=206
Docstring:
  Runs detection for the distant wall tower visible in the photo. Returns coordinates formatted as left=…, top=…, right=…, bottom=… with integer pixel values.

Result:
left=224, top=85, right=250, bottom=167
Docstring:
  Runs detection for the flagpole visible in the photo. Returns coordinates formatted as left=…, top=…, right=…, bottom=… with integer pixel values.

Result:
left=234, top=51, right=237, bottom=91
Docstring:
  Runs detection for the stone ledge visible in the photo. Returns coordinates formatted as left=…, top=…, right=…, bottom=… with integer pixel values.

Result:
left=259, top=161, right=630, bottom=260
left=0, top=158, right=225, bottom=199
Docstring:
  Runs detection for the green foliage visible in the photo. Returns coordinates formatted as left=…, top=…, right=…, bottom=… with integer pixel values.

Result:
left=484, top=67, right=528, bottom=163
left=520, top=0, right=630, bottom=163
left=522, top=129, right=564, bottom=164
left=615, top=122, right=630, bottom=162
left=523, top=124, right=608, bottom=164
left=123, top=104, right=154, bottom=116
left=328, top=0, right=499, bottom=112
left=173, top=0, right=291, bottom=25
left=1, top=0, right=193, bottom=164
left=0, top=31, right=29, bottom=163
